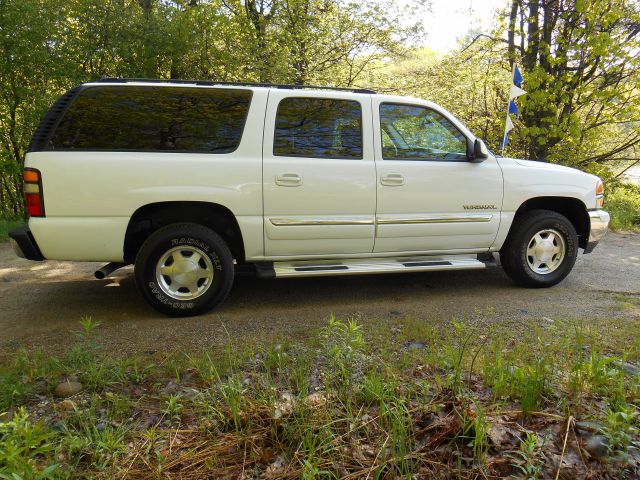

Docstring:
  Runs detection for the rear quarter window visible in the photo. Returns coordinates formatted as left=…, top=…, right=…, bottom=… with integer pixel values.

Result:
left=48, top=86, right=252, bottom=153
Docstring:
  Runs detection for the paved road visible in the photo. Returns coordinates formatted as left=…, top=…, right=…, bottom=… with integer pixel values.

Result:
left=0, top=233, right=638, bottom=356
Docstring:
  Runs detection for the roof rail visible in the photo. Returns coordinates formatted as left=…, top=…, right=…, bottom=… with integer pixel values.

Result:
left=93, top=78, right=376, bottom=94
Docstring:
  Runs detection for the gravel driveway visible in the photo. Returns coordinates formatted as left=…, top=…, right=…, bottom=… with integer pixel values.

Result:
left=1, top=232, right=638, bottom=356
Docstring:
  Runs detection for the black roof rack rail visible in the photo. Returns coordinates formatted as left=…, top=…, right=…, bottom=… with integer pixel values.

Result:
left=93, top=78, right=376, bottom=94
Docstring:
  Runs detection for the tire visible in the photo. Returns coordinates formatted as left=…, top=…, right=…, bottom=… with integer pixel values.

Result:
left=500, top=209, right=578, bottom=288
left=134, top=223, right=234, bottom=316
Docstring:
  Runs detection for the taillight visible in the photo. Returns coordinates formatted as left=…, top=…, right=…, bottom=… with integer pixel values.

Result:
left=596, top=180, right=604, bottom=209
left=23, top=168, right=45, bottom=217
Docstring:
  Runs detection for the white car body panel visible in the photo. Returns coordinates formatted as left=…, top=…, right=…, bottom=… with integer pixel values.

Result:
left=261, top=89, right=377, bottom=256
left=27, top=86, right=268, bottom=262
left=22, top=83, right=602, bottom=264
left=371, top=95, right=503, bottom=253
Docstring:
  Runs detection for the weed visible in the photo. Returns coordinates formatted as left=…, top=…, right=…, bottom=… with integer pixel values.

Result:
left=378, top=398, right=415, bottom=476
left=512, top=433, right=542, bottom=479
left=459, top=404, right=489, bottom=464
left=217, top=376, right=246, bottom=431
left=163, top=395, right=184, bottom=424
left=321, top=315, right=366, bottom=392
left=301, top=458, right=334, bottom=479
left=602, top=403, right=639, bottom=461
left=0, top=408, right=58, bottom=479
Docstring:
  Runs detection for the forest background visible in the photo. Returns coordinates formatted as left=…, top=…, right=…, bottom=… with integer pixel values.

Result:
left=1, top=0, right=638, bottom=228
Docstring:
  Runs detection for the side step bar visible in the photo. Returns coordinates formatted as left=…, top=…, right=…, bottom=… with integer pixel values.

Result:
left=257, top=255, right=489, bottom=278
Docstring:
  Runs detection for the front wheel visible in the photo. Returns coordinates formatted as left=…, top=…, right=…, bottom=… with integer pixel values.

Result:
left=500, top=210, right=578, bottom=288
left=134, top=223, right=234, bottom=316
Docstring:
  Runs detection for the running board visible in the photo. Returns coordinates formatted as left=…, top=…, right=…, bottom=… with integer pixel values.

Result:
left=268, top=255, right=487, bottom=278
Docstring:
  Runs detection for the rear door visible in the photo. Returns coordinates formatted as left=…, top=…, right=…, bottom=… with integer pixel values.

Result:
left=262, top=90, right=376, bottom=257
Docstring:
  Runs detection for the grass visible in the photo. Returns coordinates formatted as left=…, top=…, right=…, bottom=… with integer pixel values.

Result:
left=607, top=183, right=640, bottom=231
left=0, top=217, right=24, bottom=241
left=0, top=315, right=639, bottom=479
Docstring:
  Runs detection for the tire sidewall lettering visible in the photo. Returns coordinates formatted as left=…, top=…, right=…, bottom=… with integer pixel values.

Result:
left=171, top=237, right=210, bottom=253
left=148, top=281, right=195, bottom=309
left=169, top=237, right=221, bottom=270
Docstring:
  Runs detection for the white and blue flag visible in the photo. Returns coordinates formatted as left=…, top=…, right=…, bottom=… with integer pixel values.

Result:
left=501, top=65, right=526, bottom=151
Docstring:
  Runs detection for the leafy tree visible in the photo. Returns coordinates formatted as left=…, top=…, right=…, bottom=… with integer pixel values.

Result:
left=501, top=0, right=640, bottom=166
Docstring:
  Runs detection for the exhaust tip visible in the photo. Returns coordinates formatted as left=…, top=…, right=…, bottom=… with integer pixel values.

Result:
left=95, top=262, right=127, bottom=280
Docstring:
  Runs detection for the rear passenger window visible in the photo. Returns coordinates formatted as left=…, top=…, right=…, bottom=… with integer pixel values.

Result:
left=274, top=98, right=362, bottom=159
left=49, top=86, right=252, bottom=153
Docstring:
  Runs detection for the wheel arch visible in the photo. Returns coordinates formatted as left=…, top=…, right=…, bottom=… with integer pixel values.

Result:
left=510, top=196, right=590, bottom=249
left=123, top=201, right=245, bottom=263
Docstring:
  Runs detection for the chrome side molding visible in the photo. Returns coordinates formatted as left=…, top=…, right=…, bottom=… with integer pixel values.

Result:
left=377, top=214, right=493, bottom=224
left=269, top=217, right=374, bottom=226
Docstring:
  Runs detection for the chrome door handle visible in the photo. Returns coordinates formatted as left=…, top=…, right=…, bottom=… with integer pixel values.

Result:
left=380, top=173, right=405, bottom=186
left=275, top=173, right=302, bottom=186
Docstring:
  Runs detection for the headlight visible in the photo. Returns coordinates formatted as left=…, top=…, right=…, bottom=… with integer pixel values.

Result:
left=596, top=180, right=604, bottom=208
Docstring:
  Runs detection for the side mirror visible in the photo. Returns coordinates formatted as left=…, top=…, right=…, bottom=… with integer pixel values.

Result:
left=472, top=139, right=488, bottom=162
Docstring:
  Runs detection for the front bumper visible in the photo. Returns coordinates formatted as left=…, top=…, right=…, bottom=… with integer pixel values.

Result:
left=584, top=209, right=610, bottom=254
left=8, top=225, right=44, bottom=260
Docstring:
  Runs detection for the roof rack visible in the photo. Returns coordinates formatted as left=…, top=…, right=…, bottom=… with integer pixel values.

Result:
left=94, top=78, right=376, bottom=94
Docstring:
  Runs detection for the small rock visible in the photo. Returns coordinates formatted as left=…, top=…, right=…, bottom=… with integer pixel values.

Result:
left=304, top=392, right=327, bottom=408
left=58, top=399, right=76, bottom=411
left=619, top=361, right=640, bottom=377
left=180, top=370, right=197, bottom=385
left=273, top=392, right=295, bottom=419
left=585, top=435, right=610, bottom=458
left=161, top=380, right=180, bottom=395
left=96, top=422, right=106, bottom=432
left=487, top=422, right=521, bottom=448
left=406, top=341, right=425, bottom=350
left=575, top=421, right=603, bottom=436
left=67, top=374, right=80, bottom=383
left=141, top=414, right=159, bottom=430
left=54, top=380, right=83, bottom=398
left=265, top=453, right=287, bottom=474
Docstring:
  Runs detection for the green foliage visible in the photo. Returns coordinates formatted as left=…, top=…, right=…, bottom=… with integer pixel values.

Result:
left=0, top=0, right=422, bottom=217
left=1, top=314, right=640, bottom=477
left=511, top=433, right=542, bottom=480
left=162, top=395, right=184, bottom=424
left=320, top=315, right=366, bottom=391
left=0, top=218, right=23, bottom=241
left=0, top=408, right=58, bottom=479
left=602, top=404, right=639, bottom=460
left=607, top=183, right=640, bottom=231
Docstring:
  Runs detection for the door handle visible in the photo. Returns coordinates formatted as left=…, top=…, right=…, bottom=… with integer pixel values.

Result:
left=380, top=173, right=405, bottom=186
left=275, top=173, right=302, bottom=186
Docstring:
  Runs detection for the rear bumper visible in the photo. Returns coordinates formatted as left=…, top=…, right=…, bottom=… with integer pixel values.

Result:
left=584, top=210, right=610, bottom=254
left=8, top=225, right=45, bottom=260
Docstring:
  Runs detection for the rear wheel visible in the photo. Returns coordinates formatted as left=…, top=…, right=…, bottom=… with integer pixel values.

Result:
left=500, top=210, right=578, bottom=288
left=134, top=223, right=234, bottom=316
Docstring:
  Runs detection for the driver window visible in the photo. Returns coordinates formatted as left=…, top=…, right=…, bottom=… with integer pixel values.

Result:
left=380, top=103, right=468, bottom=161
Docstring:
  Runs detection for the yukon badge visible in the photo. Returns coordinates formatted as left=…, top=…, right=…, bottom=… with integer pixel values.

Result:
left=463, top=204, right=497, bottom=210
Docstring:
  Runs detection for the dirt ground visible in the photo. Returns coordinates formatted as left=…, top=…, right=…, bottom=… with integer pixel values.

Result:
left=0, top=232, right=639, bottom=356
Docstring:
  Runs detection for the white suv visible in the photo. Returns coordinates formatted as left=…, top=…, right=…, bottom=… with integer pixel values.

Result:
left=9, top=79, right=610, bottom=316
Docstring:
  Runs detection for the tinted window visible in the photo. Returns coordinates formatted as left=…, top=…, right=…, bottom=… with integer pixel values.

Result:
left=380, top=104, right=468, bottom=161
left=50, top=86, right=252, bottom=153
left=274, top=98, right=362, bottom=159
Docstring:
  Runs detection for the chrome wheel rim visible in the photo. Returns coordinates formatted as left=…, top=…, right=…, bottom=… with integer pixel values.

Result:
left=155, top=246, right=214, bottom=300
left=526, top=229, right=566, bottom=275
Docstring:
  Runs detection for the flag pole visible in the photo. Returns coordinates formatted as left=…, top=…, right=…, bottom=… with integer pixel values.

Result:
left=501, top=63, right=516, bottom=156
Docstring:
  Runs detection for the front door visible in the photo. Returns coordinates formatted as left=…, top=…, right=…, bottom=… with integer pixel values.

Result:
left=262, top=91, right=377, bottom=257
left=373, top=99, right=503, bottom=253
